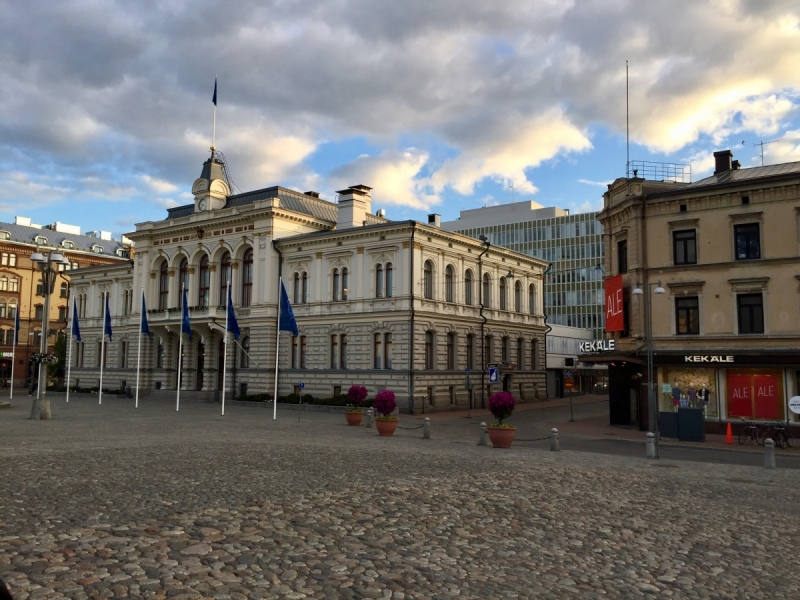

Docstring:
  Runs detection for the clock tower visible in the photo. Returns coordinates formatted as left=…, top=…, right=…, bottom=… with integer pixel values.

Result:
left=192, top=151, right=230, bottom=213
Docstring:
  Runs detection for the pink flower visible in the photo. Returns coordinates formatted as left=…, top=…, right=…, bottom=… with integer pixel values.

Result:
left=347, top=385, right=368, bottom=406
left=488, top=391, right=516, bottom=425
left=373, top=389, right=397, bottom=417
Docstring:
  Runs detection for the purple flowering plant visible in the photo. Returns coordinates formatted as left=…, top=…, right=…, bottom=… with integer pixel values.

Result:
left=373, top=389, right=397, bottom=418
left=488, top=391, right=516, bottom=426
left=346, top=385, right=368, bottom=411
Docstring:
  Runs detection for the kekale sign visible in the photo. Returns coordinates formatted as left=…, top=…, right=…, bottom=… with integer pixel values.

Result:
left=604, top=275, right=624, bottom=332
left=684, top=355, right=734, bottom=363
left=579, top=340, right=616, bottom=353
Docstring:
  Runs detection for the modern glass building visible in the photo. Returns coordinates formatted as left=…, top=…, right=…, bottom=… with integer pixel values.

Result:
left=441, top=201, right=605, bottom=338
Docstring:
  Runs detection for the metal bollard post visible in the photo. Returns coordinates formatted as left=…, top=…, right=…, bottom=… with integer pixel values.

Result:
left=364, top=408, right=374, bottom=428
left=646, top=432, right=656, bottom=459
left=764, top=438, right=775, bottom=469
left=423, top=417, right=430, bottom=439
left=550, top=428, right=559, bottom=451
left=478, top=422, right=489, bottom=446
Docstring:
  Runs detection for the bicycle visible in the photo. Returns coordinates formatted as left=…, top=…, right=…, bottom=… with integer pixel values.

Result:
left=738, top=420, right=759, bottom=446
left=764, top=423, right=794, bottom=449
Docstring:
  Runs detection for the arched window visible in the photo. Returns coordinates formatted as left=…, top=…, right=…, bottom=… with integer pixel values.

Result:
left=445, top=265, right=454, bottom=302
left=332, top=268, right=340, bottom=302
left=219, top=252, right=231, bottom=307
left=293, top=272, right=301, bottom=304
left=198, top=255, right=210, bottom=307
left=385, top=263, right=393, bottom=298
left=301, top=272, right=308, bottom=304
left=158, top=261, right=169, bottom=310
left=424, top=331, right=435, bottom=369
left=376, top=264, right=384, bottom=298
left=482, top=273, right=490, bottom=308
left=423, top=260, right=433, bottom=299
left=179, top=257, right=189, bottom=297
left=241, top=250, right=253, bottom=307
left=528, top=284, right=536, bottom=315
left=464, top=270, right=473, bottom=305
left=342, top=268, right=349, bottom=300
left=499, top=277, right=507, bottom=310
left=241, top=336, right=250, bottom=368
left=514, top=280, right=522, bottom=312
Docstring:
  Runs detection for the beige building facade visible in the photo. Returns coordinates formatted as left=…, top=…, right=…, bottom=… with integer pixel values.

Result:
left=592, top=150, right=800, bottom=431
left=68, top=152, right=549, bottom=412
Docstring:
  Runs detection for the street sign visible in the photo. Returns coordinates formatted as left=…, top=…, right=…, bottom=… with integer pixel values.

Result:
left=565, top=380, right=574, bottom=390
left=790, top=396, right=800, bottom=415
left=299, top=382, right=305, bottom=389
left=565, top=369, right=572, bottom=377
left=488, top=367, right=499, bottom=383
left=465, top=368, right=470, bottom=375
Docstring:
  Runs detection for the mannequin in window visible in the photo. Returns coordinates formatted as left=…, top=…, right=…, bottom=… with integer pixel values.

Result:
left=699, top=383, right=710, bottom=413
left=688, top=383, right=697, bottom=408
left=672, top=382, right=681, bottom=411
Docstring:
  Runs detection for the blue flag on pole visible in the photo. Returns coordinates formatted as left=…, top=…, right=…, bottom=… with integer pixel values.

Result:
left=279, top=280, right=298, bottom=336
left=212, top=77, right=217, bottom=106
left=181, top=288, right=192, bottom=340
left=14, top=304, right=21, bottom=344
left=227, top=286, right=240, bottom=340
left=71, top=298, right=81, bottom=342
left=104, top=294, right=112, bottom=341
left=141, top=291, right=151, bottom=338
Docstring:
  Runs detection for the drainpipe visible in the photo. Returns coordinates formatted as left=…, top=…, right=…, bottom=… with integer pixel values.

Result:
left=478, top=236, right=490, bottom=408
left=407, top=222, right=416, bottom=415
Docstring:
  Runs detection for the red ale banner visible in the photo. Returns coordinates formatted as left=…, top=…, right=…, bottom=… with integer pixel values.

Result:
left=604, top=275, right=624, bottom=332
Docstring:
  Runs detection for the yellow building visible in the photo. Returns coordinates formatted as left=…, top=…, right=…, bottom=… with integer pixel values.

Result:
left=0, top=217, right=130, bottom=387
left=592, top=151, right=800, bottom=433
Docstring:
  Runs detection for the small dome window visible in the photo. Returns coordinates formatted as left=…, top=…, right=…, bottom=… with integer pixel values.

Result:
left=62, top=240, right=75, bottom=249
left=34, top=235, right=48, bottom=245
left=0, top=231, right=10, bottom=241
left=92, top=245, right=103, bottom=254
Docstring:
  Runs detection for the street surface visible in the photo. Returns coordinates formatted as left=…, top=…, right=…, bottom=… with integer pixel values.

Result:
left=1, top=394, right=799, bottom=599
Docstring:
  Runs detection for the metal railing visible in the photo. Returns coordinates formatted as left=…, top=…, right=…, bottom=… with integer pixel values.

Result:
left=627, top=160, right=691, bottom=183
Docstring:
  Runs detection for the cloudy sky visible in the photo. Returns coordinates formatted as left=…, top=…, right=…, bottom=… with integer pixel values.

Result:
left=1, top=0, right=799, bottom=237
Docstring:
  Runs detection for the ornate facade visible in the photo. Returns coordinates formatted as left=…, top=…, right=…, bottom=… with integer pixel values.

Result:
left=69, top=153, right=548, bottom=412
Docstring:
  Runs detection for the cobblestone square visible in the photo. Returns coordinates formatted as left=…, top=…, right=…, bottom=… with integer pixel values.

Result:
left=2, top=396, right=799, bottom=599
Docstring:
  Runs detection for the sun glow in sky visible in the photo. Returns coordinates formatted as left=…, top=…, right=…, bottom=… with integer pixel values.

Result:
left=1, top=1, right=799, bottom=236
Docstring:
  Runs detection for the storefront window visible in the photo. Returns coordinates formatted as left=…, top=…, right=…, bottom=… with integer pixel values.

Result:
left=657, top=367, right=718, bottom=418
left=726, top=369, right=783, bottom=421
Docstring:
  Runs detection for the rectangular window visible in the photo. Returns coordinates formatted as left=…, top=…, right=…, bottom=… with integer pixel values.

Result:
left=75, top=341, right=84, bottom=367
left=676, top=296, right=700, bottom=335
left=737, top=293, right=764, bottom=334
left=484, top=335, right=492, bottom=364
left=340, top=334, right=347, bottom=370
left=330, top=335, right=338, bottom=369
left=424, top=332, right=434, bottom=370
left=446, top=333, right=455, bottom=369
left=427, top=386, right=435, bottom=407
left=501, top=337, right=509, bottom=363
left=374, top=333, right=382, bottom=369
left=466, top=335, right=474, bottom=370
left=673, top=229, right=697, bottom=265
left=333, top=385, right=342, bottom=397
left=58, top=306, right=68, bottom=321
left=300, top=336, right=307, bottom=368
left=735, top=223, right=760, bottom=260
left=35, top=305, right=43, bottom=320
left=516, top=338, right=524, bottom=370
left=291, top=336, right=298, bottom=369
left=384, top=333, right=391, bottom=369
left=617, top=239, right=628, bottom=274
left=449, top=385, right=456, bottom=405
left=120, top=341, right=128, bottom=368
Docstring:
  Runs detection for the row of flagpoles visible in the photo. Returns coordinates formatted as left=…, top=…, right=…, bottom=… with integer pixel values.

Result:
left=56, top=279, right=298, bottom=419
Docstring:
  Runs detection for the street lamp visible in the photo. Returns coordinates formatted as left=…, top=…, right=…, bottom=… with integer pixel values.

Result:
left=29, top=249, right=70, bottom=420
left=632, top=280, right=666, bottom=457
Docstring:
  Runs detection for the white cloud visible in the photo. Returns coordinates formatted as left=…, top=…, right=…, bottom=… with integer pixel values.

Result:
left=578, top=178, right=612, bottom=188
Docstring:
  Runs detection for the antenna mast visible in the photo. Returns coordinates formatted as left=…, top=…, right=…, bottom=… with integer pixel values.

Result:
left=212, top=76, right=218, bottom=152
left=753, top=139, right=780, bottom=167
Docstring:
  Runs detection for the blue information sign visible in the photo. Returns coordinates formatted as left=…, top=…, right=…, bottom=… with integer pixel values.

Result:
left=489, top=367, right=499, bottom=383
left=299, top=382, right=305, bottom=389
left=565, top=370, right=572, bottom=377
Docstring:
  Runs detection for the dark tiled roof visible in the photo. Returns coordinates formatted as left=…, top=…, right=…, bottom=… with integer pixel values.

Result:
left=0, top=222, right=126, bottom=255
left=682, top=161, right=800, bottom=189
left=166, top=186, right=341, bottom=223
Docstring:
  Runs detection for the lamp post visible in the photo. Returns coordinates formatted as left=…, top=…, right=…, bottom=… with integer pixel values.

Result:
left=632, top=280, right=666, bottom=457
left=29, top=249, right=70, bottom=420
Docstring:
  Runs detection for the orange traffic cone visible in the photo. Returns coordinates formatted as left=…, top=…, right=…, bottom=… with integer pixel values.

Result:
left=725, top=422, right=733, bottom=444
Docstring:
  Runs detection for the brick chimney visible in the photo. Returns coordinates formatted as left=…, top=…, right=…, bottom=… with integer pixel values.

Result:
left=336, top=185, right=372, bottom=229
left=713, top=150, right=733, bottom=175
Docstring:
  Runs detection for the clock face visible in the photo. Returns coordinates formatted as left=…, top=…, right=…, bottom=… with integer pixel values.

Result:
left=198, top=199, right=206, bottom=211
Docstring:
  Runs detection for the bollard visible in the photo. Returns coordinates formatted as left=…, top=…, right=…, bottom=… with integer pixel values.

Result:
left=364, top=408, right=374, bottom=428
left=646, top=432, right=656, bottom=459
left=764, top=438, right=775, bottom=469
left=550, top=428, right=559, bottom=451
left=423, top=417, right=430, bottom=439
left=478, top=422, right=489, bottom=446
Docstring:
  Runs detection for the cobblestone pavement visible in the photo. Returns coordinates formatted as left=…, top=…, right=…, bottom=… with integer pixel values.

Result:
left=2, top=396, right=800, bottom=599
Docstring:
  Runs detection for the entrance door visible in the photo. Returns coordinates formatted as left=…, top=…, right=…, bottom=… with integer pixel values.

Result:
left=196, top=342, right=205, bottom=390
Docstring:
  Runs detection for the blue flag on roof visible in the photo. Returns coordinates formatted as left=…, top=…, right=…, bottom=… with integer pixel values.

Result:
left=71, top=298, right=81, bottom=343
left=14, top=303, right=21, bottom=345
left=104, top=294, right=112, bottom=341
left=212, top=77, right=217, bottom=106
left=141, top=291, right=151, bottom=338
left=181, top=288, right=192, bottom=340
left=279, top=280, right=298, bottom=336
left=227, top=285, right=240, bottom=340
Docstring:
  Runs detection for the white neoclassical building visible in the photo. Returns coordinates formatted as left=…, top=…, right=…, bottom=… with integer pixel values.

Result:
left=69, top=152, right=549, bottom=413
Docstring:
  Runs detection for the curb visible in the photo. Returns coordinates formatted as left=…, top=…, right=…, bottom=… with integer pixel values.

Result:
left=582, top=435, right=800, bottom=459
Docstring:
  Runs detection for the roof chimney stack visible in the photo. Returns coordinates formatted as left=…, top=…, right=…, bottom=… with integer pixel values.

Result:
left=336, top=185, right=372, bottom=229
left=428, top=214, right=441, bottom=228
left=713, top=150, right=733, bottom=175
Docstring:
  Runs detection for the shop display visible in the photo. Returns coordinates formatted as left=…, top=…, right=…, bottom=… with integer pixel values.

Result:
left=658, top=368, right=718, bottom=418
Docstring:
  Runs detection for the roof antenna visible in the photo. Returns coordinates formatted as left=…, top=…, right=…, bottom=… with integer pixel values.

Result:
left=753, top=139, right=780, bottom=167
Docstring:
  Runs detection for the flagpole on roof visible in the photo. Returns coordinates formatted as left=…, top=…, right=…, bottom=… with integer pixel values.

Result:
left=65, top=291, right=74, bottom=403
left=99, top=292, right=108, bottom=405
left=222, top=280, right=229, bottom=416
left=212, top=76, right=217, bottom=152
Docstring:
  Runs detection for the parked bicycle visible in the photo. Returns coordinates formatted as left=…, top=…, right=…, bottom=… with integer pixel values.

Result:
left=762, top=423, right=794, bottom=449
left=738, top=420, right=759, bottom=446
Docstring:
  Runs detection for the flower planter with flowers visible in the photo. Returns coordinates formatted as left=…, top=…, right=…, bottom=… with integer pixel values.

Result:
left=487, top=391, right=517, bottom=448
left=345, top=385, right=368, bottom=426
left=373, top=390, right=398, bottom=436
